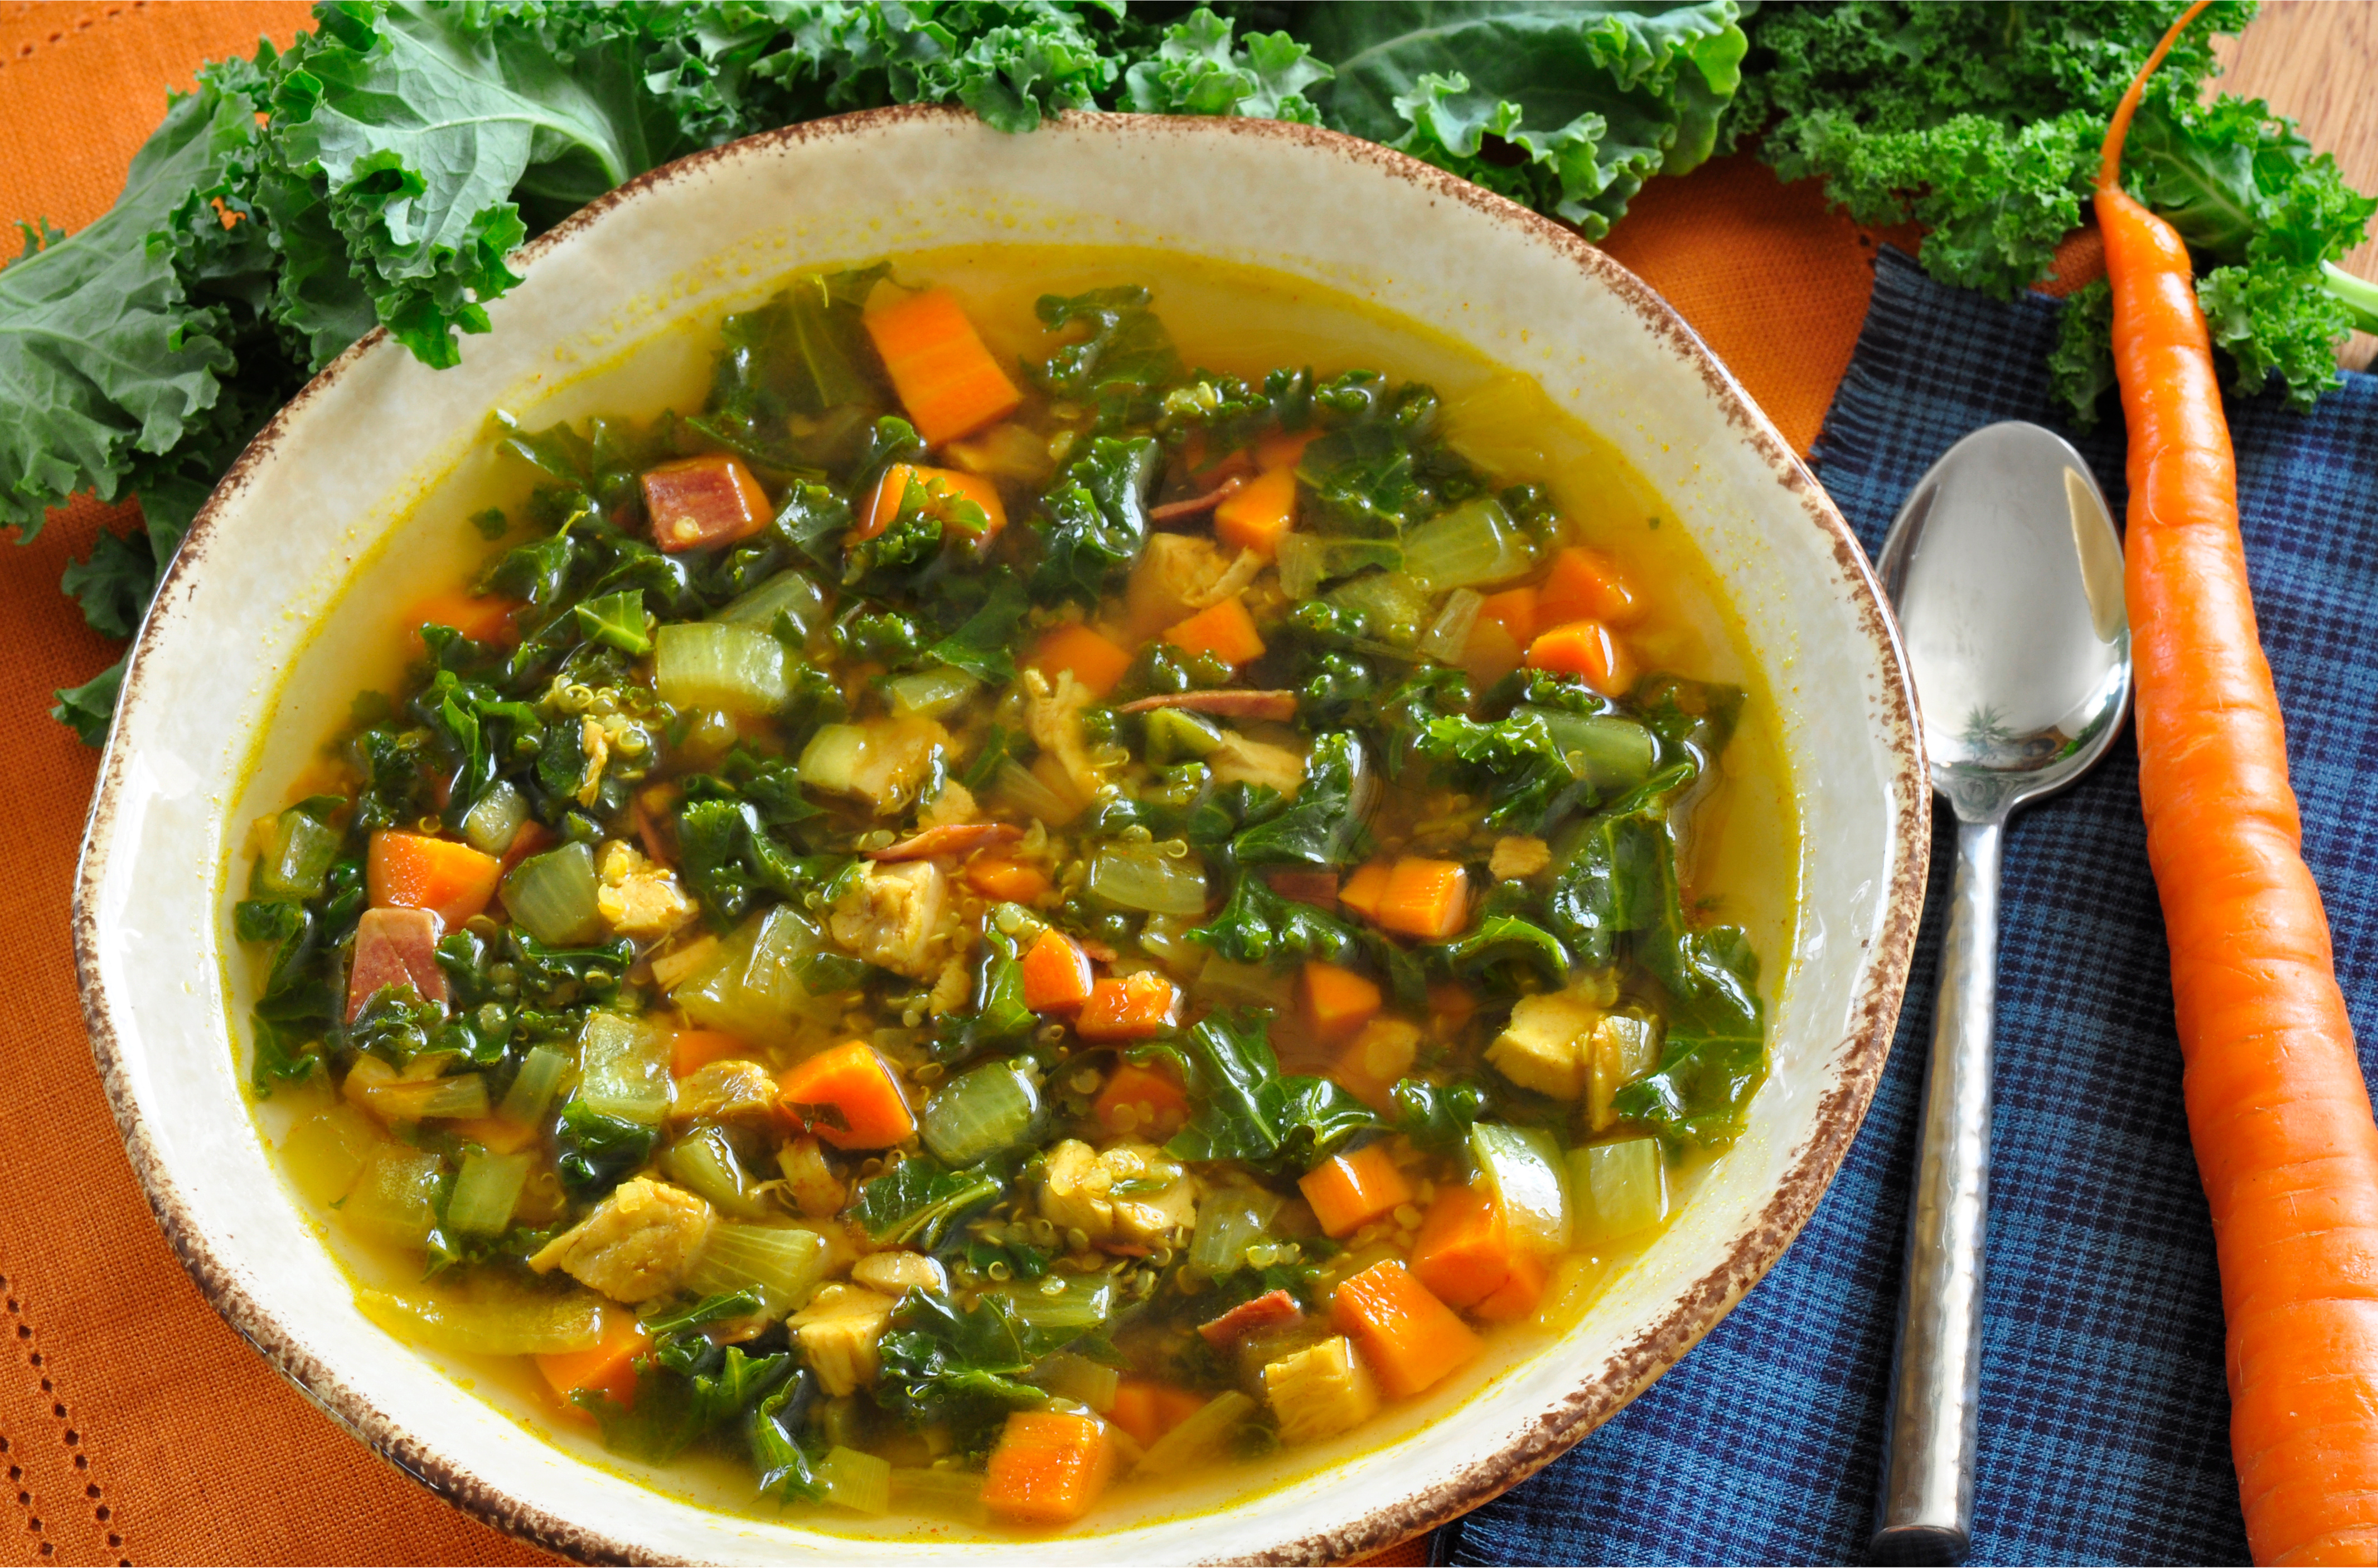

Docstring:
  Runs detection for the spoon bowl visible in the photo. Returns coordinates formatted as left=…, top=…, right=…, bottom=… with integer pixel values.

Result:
left=1870, top=421, right=2130, bottom=1565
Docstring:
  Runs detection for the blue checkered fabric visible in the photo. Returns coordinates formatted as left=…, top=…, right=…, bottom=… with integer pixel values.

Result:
left=1440, top=247, right=2378, bottom=1567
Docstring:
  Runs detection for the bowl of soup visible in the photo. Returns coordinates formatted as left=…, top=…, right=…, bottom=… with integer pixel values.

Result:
left=76, top=107, right=1927, bottom=1562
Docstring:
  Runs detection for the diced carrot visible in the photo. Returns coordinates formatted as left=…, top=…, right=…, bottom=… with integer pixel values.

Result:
left=864, top=289, right=1023, bottom=448
left=1020, top=928, right=1095, bottom=1014
left=1428, top=981, right=1478, bottom=1032
left=1338, top=861, right=1392, bottom=923
left=1474, top=586, right=1538, bottom=646
left=1300, top=960, right=1382, bottom=1043
left=1300, top=1144, right=1416, bottom=1237
left=1408, top=1181, right=1516, bottom=1312
left=1333, top=1017, right=1421, bottom=1112
left=1256, top=427, right=1321, bottom=472
left=856, top=462, right=1008, bottom=544
left=406, top=591, right=521, bottom=649
left=367, top=831, right=502, bottom=928
left=1106, top=1378, right=1207, bottom=1449
left=671, top=1030, right=747, bottom=1078
left=536, top=1311, right=651, bottom=1416
left=1373, top=857, right=1470, bottom=940
left=1213, top=466, right=1297, bottom=559
left=1091, top=1061, right=1191, bottom=1138
left=776, top=1040, right=916, bottom=1150
left=1026, top=623, right=1134, bottom=699
left=965, top=855, right=1051, bottom=902
left=643, top=453, right=771, bottom=552
left=981, top=1409, right=1115, bottom=1525
left=1330, top=1260, right=1482, bottom=1399
left=1525, top=619, right=1631, bottom=694
left=446, top=1114, right=543, bottom=1156
left=1074, top=972, right=1183, bottom=1041
left=1164, top=595, right=1266, bottom=668
left=1537, top=546, right=1642, bottom=628
left=1473, top=1250, right=1549, bottom=1321
left=1461, top=614, right=1526, bottom=688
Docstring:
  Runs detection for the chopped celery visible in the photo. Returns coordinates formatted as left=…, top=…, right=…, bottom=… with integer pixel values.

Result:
left=1276, top=533, right=1402, bottom=601
left=653, top=622, right=788, bottom=716
left=364, top=1072, right=491, bottom=1122
left=1420, top=588, right=1483, bottom=663
left=995, top=1274, right=1114, bottom=1339
left=990, top=757, right=1079, bottom=824
left=461, top=780, right=530, bottom=856
left=1134, top=1389, right=1257, bottom=1477
left=685, top=904, right=850, bottom=1050
left=1523, top=707, right=1658, bottom=794
left=1086, top=843, right=1208, bottom=915
left=795, top=723, right=868, bottom=794
left=1326, top=571, right=1432, bottom=642
left=889, top=1467, right=985, bottom=1518
left=279, top=1104, right=380, bottom=1207
left=675, top=916, right=790, bottom=1044
left=577, top=1012, right=672, bottom=1124
left=661, top=1125, right=774, bottom=1219
left=684, top=1221, right=831, bottom=1315
left=1191, top=957, right=1293, bottom=1012
left=497, top=1044, right=570, bottom=1128
left=1570, top=1137, right=1669, bottom=1242
left=1143, top=707, right=1223, bottom=763
left=1033, top=1351, right=1120, bottom=1412
left=1189, top=1186, right=1283, bottom=1276
left=814, top=1445, right=893, bottom=1515
left=715, top=567, right=829, bottom=645
left=447, top=1149, right=531, bottom=1236
left=258, top=808, right=340, bottom=898
left=354, top=1280, right=604, bottom=1356
left=501, top=841, right=602, bottom=946
left=922, top=1060, right=1044, bottom=1167
left=1402, top=496, right=1536, bottom=592
left=343, top=1145, right=446, bottom=1246
left=1470, top=1122, right=1570, bottom=1254
left=883, top=666, right=979, bottom=720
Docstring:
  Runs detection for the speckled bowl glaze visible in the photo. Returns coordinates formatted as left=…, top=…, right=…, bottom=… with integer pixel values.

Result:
left=76, top=108, right=1928, bottom=1564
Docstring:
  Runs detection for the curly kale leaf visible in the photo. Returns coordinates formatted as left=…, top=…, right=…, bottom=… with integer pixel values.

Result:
left=1303, top=1, right=1750, bottom=238
left=1031, top=287, right=1184, bottom=413
left=1191, top=870, right=1362, bottom=970
left=853, top=1156, right=1006, bottom=1250
left=1122, top=7, right=1331, bottom=123
left=1231, top=731, right=1370, bottom=868
left=1032, top=434, right=1160, bottom=605
left=2050, top=278, right=2120, bottom=429
left=1163, top=1009, right=1380, bottom=1174
left=875, top=1290, right=1071, bottom=1450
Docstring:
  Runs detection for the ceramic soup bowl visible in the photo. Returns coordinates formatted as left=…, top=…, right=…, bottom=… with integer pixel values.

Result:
left=76, top=108, right=1927, bottom=1563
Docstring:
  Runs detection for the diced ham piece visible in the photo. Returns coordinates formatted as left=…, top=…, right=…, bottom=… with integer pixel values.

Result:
left=865, top=822, right=1024, bottom=862
left=642, top=454, right=771, bottom=552
left=1115, top=690, right=1301, bottom=722
left=346, top=906, right=448, bottom=1020
left=1198, top=1288, right=1305, bottom=1349
left=1266, top=867, right=1341, bottom=912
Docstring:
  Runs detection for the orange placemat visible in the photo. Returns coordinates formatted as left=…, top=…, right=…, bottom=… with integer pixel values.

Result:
left=0, top=8, right=1903, bottom=1563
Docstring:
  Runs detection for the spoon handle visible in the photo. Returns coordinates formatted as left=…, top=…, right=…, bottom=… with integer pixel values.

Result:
left=1873, top=814, right=2002, bottom=1566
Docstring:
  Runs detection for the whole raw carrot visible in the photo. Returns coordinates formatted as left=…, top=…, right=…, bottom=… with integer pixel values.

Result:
left=2100, top=9, right=2378, bottom=1561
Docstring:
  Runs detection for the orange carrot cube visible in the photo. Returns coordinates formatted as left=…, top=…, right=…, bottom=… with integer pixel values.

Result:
left=776, top=1040, right=915, bottom=1149
left=406, top=591, right=521, bottom=649
left=857, top=462, right=1008, bottom=543
left=1298, top=1143, right=1416, bottom=1238
left=1474, top=585, right=1538, bottom=646
left=1020, top=928, right=1095, bottom=1014
left=982, top=1410, right=1115, bottom=1525
left=1106, top=1379, right=1208, bottom=1449
left=1164, top=594, right=1266, bottom=668
left=1026, top=623, right=1134, bottom=698
left=536, top=1312, right=651, bottom=1416
left=1330, top=1260, right=1481, bottom=1399
left=1472, top=1250, right=1550, bottom=1321
left=1074, top=972, right=1183, bottom=1041
left=1255, top=428, right=1321, bottom=472
left=1091, top=1061, right=1192, bottom=1138
left=1409, top=1182, right=1515, bottom=1311
left=965, top=855, right=1051, bottom=902
left=643, top=454, right=771, bottom=552
left=367, top=831, right=502, bottom=928
left=1525, top=619, right=1631, bottom=694
left=1338, top=861, right=1393, bottom=922
left=1374, top=857, right=1470, bottom=940
left=1214, top=466, right=1298, bottom=559
left=864, top=289, right=1023, bottom=448
left=1538, top=546, right=1641, bottom=628
left=671, top=1030, right=747, bottom=1078
left=1300, top=960, right=1382, bottom=1043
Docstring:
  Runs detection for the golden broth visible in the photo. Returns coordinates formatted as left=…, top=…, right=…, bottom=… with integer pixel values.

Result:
left=227, top=242, right=1803, bottom=1535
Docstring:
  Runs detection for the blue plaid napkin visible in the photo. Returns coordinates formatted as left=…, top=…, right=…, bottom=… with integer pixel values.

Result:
left=1439, top=246, right=2378, bottom=1567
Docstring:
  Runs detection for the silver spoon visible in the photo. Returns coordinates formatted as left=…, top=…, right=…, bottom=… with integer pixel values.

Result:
left=1868, top=422, right=2132, bottom=1566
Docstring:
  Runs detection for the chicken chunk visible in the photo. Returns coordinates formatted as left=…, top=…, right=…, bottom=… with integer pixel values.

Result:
left=1489, top=835, right=1552, bottom=881
left=788, top=1283, right=898, bottom=1396
left=595, top=841, right=700, bottom=939
left=803, top=715, right=948, bottom=816
left=1586, top=1013, right=1664, bottom=1133
left=1127, top=532, right=1256, bottom=638
left=918, top=778, right=979, bottom=829
left=528, top=1177, right=714, bottom=1304
left=670, top=1059, right=778, bottom=1124
left=1486, top=987, right=1605, bottom=1100
left=1038, top=1138, right=1198, bottom=1250
left=1207, top=730, right=1306, bottom=797
left=829, top=858, right=950, bottom=980
left=1024, top=668, right=1106, bottom=800
left=850, top=1250, right=951, bottom=1297
left=1263, top=1336, right=1382, bottom=1444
